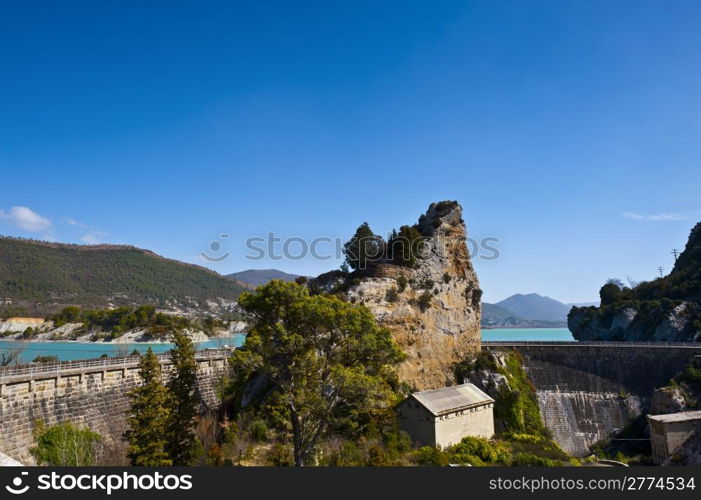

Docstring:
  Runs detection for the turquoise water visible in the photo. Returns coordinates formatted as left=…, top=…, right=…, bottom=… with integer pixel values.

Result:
left=0, top=328, right=573, bottom=363
left=482, top=328, right=574, bottom=342
left=0, top=334, right=246, bottom=364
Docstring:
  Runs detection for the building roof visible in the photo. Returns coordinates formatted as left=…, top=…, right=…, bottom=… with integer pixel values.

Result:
left=411, top=383, right=494, bottom=416
left=648, top=410, right=701, bottom=424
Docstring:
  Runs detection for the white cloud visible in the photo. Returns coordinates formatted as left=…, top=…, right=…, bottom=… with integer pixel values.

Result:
left=65, top=217, right=89, bottom=228
left=623, top=211, right=696, bottom=222
left=80, top=231, right=109, bottom=244
left=0, top=206, right=52, bottom=232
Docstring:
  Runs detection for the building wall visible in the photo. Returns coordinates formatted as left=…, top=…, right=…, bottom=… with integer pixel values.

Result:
left=649, top=417, right=701, bottom=465
left=398, top=399, right=495, bottom=448
left=434, top=403, right=494, bottom=448
left=0, top=352, right=229, bottom=464
left=397, top=399, right=435, bottom=446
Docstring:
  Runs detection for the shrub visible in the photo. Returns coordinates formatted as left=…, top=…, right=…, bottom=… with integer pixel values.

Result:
left=396, top=274, right=408, bottom=293
left=449, top=437, right=509, bottom=465
left=417, top=291, right=432, bottom=312
left=32, top=355, right=59, bottom=364
left=385, top=287, right=399, bottom=303
left=420, top=278, right=434, bottom=290
left=510, top=453, right=557, bottom=466
left=31, top=422, right=101, bottom=466
left=443, top=273, right=451, bottom=284
left=265, top=443, right=293, bottom=466
left=249, top=420, right=269, bottom=442
left=413, top=446, right=450, bottom=466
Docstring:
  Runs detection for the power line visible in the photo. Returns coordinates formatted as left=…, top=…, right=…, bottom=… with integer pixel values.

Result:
left=672, top=248, right=679, bottom=261
left=658, top=266, right=664, bottom=277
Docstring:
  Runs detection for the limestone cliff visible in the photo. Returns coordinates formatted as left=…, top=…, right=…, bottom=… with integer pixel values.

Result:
left=312, top=201, right=482, bottom=390
left=569, top=221, right=701, bottom=342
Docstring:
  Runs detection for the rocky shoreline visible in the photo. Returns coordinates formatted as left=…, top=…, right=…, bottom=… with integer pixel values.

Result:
left=0, top=317, right=247, bottom=344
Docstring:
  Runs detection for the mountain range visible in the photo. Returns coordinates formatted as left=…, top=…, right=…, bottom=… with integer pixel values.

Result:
left=482, top=293, right=596, bottom=328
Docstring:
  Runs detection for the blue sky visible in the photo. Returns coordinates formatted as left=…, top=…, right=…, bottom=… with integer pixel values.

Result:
left=1, top=1, right=700, bottom=303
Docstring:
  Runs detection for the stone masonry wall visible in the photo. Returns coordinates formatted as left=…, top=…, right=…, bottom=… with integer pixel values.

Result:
left=0, top=350, right=230, bottom=463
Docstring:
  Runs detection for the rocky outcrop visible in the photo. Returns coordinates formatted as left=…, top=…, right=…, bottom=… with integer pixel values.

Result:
left=313, top=201, right=481, bottom=390
left=651, top=386, right=688, bottom=414
left=569, top=221, right=701, bottom=343
left=569, top=301, right=701, bottom=342
left=664, top=431, right=701, bottom=466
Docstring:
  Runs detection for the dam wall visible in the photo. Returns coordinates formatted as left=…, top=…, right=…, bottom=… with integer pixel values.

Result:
left=482, top=341, right=701, bottom=456
left=0, top=349, right=231, bottom=463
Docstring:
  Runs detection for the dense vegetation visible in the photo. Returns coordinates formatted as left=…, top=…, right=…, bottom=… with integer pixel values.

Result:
left=31, top=305, right=229, bottom=341
left=341, top=221, right=427, bottom=272
left=455, top=350, right=549, bottom=437
left=50, top=305, right=193, bottom=339
left=124, top=336, right=200, bottom=467
left=0, top=236, right=246, bottom=313
left=31, top=422, right=101, bottom=466
left=232, top=280, right=406, bottom=465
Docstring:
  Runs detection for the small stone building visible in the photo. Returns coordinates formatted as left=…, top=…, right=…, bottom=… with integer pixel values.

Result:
left=648, top=410, right=701, bottom=465
left=397, top=383, right=495, bottom=448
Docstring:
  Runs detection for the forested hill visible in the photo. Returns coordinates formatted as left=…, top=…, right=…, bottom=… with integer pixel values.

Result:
left=0, top=236, right=247, bottom=315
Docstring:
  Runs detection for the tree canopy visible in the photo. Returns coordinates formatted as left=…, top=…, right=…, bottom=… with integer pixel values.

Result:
left=124, top=348, right=172, bottom=466
left=342, top=222, right=384, bottom=271
left=234, top=280, right=405, bottom=465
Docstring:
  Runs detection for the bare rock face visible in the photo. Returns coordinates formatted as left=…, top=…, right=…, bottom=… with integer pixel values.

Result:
left=314, top=201, right=481, bottom=390
left=651, top=386, right=688, bottom=415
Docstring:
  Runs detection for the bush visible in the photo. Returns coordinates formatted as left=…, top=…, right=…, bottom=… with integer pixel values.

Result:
left=420, top=278, right=434, bottom=290
left=31, top=422, right=101, bottom=466
left=443, top=273, right=451, bottom=284
left=396, top=274, right=408, bottom=293
left=449, top=437, right=509, bottom=465
left=32, top=355, right=59, bottom=364
left=385, top=287, right=399, bottom=303
left=265, top=443, right=293, bottom=466
left=510, top=453, right=557, bottom=466
left=249, top=420, right=269, bottom=442
left=413, top=446, right=450, bottom=466
left=417, top=291, right=432, bottom=312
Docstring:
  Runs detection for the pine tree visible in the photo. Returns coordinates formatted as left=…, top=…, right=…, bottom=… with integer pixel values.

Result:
left=343, top=222, right=383, bottom=271
left=124, top=348, right=172, bottom=466
left=166, top=330, right=199, bottom=465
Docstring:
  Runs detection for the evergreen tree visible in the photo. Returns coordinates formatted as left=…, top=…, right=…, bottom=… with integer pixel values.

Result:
left=166, top=330, right=199, bottom=465
left=124, top=348, right=172, bottom=466
left=387, top=225, right=423, bottom=268
left=343, top=222, right=383, bottom=271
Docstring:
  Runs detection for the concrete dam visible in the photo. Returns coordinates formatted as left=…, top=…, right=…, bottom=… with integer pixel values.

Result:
left=0, top=349, right=231, bottom=464
left=2, top=340, right=699, bottom=463
left=483, top=341, right=701, bottom=456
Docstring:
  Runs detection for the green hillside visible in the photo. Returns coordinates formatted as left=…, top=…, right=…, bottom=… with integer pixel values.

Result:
left=0, top=236, right=246, bottom=314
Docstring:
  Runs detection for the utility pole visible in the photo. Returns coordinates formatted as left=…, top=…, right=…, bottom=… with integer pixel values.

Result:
left=658, top=266, right=664, bottom=278
left=671, top=249, right=679, bottom=262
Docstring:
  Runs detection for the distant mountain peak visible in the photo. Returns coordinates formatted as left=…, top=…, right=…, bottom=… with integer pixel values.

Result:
left=491, top=293, right=572, bottom=323
left=227, top=269, right=304, bottom=287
